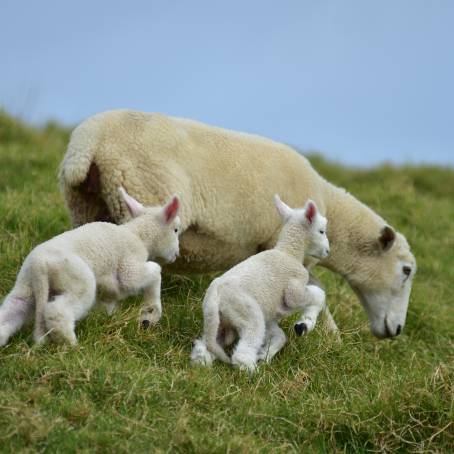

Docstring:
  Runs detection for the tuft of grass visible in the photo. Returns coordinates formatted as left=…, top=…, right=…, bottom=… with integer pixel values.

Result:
left=0, top=112, right=453, bottom=452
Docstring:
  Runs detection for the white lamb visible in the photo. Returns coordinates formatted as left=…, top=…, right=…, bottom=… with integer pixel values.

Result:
left=0, top=188, right=180, bottom=346
left=191, top=196, right=330, bottom=371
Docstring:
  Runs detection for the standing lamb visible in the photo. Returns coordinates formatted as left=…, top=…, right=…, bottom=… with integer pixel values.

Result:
left=191, top=196, right=329, bottom=371
left=0, top=188, right=180, bottom=346
left=58, top=110, right=416, bottom=339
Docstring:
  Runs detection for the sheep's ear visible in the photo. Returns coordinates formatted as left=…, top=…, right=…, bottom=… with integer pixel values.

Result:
left=118, top=187, right=144, bottom=218
left=378, top=225, right=396, bottom=252
left=162, top=194, right=180, bottom=224
left=274, top=194, right=292, bottom=221
left=304, top=199, right=317, bottom=225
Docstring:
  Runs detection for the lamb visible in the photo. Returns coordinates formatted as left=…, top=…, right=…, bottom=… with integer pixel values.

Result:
left=57, top=110, right=416, bottom=340
left=0, top=188, right=180, bottom=346
left=190, top=196, right=330, bottom=371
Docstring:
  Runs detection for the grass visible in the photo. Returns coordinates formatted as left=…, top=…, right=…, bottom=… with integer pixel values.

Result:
left=0, top=111, right=453, bottom=452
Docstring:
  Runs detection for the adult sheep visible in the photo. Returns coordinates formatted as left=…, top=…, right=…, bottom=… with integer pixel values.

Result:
left=59, top=109, right=416, bottom=339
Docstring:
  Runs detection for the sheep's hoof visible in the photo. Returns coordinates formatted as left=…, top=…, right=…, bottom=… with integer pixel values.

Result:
left=141, top=320, right=151, bottom=329
left=294, top=323, right=307, bottom=337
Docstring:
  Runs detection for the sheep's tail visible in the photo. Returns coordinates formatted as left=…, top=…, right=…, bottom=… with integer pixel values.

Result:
left=59, top=114, right=105, bottom=190
left=58, top=114, right=116, bottom=226
left=203, top=282, right=231, bottom=364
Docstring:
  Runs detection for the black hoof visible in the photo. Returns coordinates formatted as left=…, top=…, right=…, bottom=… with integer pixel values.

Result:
left=294, top=323, right=307, bottom=337
left=141, top=319, right=151, bottom=329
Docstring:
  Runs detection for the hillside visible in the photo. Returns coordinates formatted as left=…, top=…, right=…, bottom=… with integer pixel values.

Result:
left=0, top=112, right=453, bottom=452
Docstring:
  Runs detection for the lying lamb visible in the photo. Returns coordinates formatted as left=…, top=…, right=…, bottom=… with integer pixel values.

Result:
left=0, top=188, right=180, bottom=346
left=191, top=196, right=330, bottom=371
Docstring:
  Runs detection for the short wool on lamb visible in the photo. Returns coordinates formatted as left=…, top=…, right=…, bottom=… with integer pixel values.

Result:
left=190, top=196, right=329, bottom=371
left=0, top=189, right=181, bottom=346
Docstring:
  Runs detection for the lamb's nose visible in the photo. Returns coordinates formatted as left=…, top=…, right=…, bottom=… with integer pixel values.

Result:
left=396, top=324, right=402, bottom=336
left=403, top=266, right=411, bottom=277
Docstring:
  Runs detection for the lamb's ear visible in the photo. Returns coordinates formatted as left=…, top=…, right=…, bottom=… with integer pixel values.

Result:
left=162, top=194, right=180, bottom=224
left=118, top=187, right=145, bottom=218
left=274, top=194, right=292, bottom=221
left=378, top=225, right=396, bottom=252
left=304, top=199, right=317, bottom=225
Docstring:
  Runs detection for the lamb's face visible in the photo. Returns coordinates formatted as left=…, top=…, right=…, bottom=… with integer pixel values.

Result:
left=153, top=214, right=181, bottom=263
left=118, top=187, right=181, bottom=263
left=348, top=231, right=416, bottom=339
left=304, top=212, right=330, bottom=260
left=274, top=195, right=330, bottom=260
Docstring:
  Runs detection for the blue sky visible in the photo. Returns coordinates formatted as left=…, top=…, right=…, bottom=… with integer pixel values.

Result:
left=1, top=0, right=453, bottom=166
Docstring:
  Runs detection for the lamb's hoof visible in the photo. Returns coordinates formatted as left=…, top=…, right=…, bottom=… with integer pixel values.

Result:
left=141, top=320, right=151, bottom=329
left=294, top=323, right=307, bottom=337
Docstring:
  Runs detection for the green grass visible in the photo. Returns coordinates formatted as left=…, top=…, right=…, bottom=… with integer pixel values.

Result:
left=0, top=111, right=453, bottom=452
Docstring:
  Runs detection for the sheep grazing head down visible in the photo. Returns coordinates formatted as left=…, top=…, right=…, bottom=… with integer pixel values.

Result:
left=274, top=195, right=330, bottom=260
left=349, top=227, right=416, bottom=339
left=118, top=187, right=181, bottom=263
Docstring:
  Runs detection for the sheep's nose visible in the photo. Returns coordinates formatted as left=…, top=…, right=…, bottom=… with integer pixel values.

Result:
left=403, top=266, right=411, bottom=277
left=325, top=248, right=330, bottom=256
left=396, top=324, right=402, bottom=336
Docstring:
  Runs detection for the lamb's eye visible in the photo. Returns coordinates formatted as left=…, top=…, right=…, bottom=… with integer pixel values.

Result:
left=319, top=230, right=324, bottom=234
left=174, top=228, right=178, bottom=233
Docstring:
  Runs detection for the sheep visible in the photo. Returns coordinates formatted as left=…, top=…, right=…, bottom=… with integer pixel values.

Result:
left=190, top=196, right=330, bottom=371
left=58, top=110, right=416, bottom=339
left=0, top=188, right=180, bottom=346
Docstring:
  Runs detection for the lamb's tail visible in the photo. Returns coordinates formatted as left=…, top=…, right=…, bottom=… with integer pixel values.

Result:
left=58, top=114, right=119, bottom=226
left=0, top=271, right=35, bottom=346
left=203, top=282, right=231, bottom=364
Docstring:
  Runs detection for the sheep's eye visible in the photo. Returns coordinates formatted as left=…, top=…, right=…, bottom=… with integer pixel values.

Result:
left=319, top=230, right=324, bottom=235
left=174, top=228, right=178, bottom=233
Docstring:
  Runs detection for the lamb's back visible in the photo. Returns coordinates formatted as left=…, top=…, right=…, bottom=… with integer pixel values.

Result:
left=30, top=222, right=145, bottom=276
left=218, top=250, right=308, bottom=319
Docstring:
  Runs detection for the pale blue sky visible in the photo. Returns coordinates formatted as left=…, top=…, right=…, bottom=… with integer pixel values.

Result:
left=1, top=0, right=453, bottom=166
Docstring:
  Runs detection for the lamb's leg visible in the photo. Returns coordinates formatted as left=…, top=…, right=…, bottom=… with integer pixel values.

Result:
left=257, top=321, right=287, bottom=363
left=43, top=257, right=96, bottom=345
left=190, top=338, right=216, bottom=366
left=230, top=299, right=265, bottom=372
left=33, top=308, right=48, bottom=345
left=44, top=296, right=78, bottom=345
left=96, top=274, right=121, bottom=315
left=118, top=261, right=162, bottom=328
left=292, top=284, right=326, bottom=336
left=308, top=272, right=339, bottom=333
left=103, top=301, right=118, bottom=316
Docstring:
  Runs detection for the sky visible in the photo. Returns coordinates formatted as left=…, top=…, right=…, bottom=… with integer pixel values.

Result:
left=1, top=0, right=453, bottom=166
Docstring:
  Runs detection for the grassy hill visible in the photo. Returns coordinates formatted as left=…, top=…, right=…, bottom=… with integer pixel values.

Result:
left=0, top=111, right=453, bottom=452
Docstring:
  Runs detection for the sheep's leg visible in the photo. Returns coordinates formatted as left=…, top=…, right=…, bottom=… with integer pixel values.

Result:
left=257, top=321, right=287, bottom=363
left=118, top=261, right=162, bottom=328
left=323, top=305, right=340, bottom=333
left=230, top=299, right=265, bottom=372
left=307, top=272, right=339, bottom=334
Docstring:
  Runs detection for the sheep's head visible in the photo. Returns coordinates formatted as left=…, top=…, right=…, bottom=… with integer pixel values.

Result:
left=274, top=195, right=330, bottom=260
left=119, top=187, right=181, bottom=263
left=345, top=227, right=416, bottom=339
